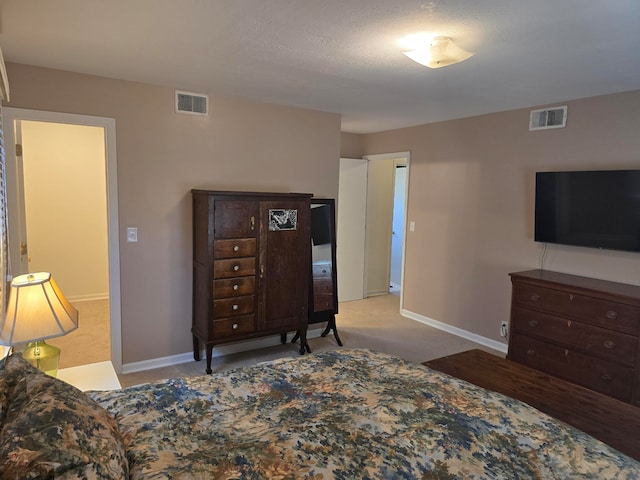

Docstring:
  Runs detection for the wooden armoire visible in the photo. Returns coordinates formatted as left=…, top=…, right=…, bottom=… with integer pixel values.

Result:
left=191, top=190, right=312, bottom=373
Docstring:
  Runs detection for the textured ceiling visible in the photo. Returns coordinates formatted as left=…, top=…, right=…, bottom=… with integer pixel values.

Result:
left=1, top=0, right=639, bottom=133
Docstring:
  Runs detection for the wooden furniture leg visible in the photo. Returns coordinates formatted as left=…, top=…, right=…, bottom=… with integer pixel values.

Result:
left=193, top=335, right=201, bottom=361
left=320, top=314, right=343, bottom=346
left=205, top=344, right=213, bottom=374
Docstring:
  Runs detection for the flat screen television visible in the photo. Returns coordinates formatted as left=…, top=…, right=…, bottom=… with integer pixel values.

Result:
left=310, top=204, right=332, bottom=246
left=535, top=170, right=640, bottom=253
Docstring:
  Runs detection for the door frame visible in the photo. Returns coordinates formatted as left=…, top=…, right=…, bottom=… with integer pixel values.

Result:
left=3, top=107, right=123, bottom=372
left=362, top=151, right=410, bottom=309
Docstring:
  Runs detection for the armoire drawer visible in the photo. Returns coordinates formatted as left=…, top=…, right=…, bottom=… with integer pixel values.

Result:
left=214, top=238, right=256, bottom=259
left=213, top=258, right=256, bottom=279
left=509, top=333, right=634, bottom=402
left=213, top=315, right=255, bottom=338
left=513, top=283, right=640, bottom=335
left=512, top=307, right=638, bottom=366
left=213, top=295, right=255, bottom=317
left=214, top=277, right=255, bottom=298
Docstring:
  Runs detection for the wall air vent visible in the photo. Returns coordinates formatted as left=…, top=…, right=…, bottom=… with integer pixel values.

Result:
left=175, top=90, right=208, bottom=116
left=529, top=105, right=567, bottom=131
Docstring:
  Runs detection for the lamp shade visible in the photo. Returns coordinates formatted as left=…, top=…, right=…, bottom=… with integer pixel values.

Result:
left=0, top=272, right=78, bottom=345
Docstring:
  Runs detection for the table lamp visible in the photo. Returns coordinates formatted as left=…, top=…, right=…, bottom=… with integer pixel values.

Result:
left=0, top=272, right=78, bottom=377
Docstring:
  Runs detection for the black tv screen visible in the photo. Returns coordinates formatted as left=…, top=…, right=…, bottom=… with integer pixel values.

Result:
left=535, top=170, right=640, bottom=252
left=311, top=204, right=332, bottom=246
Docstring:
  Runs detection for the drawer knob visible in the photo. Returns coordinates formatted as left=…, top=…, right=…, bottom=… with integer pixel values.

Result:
left=605, top=310, right=618, bottom=319
left=233, top=245, right=240, bottom=252
left=601, top=373, right=613, bottom=383
left=526, top=348, right=535, bottom=356
left=233, top=284, right=239, bottom=291
left=232, top=304, right=239, bottom=311
left=232, top=323, right=238, bottom=330
left=530, top=294, right=540, bottom=301
left=527, top=319, right=538, bottom=328
left=233, top=265, right=240, bottom=272
left=603, top=340, right=615, bottom=349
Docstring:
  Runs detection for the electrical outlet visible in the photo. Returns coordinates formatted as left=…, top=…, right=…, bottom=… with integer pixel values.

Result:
left=500, top=321, right=508, bottom=338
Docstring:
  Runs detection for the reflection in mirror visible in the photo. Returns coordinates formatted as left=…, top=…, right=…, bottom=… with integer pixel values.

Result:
left=309, top=198, right=341, bottom=345
left=311, top=203, right=333, bottom=312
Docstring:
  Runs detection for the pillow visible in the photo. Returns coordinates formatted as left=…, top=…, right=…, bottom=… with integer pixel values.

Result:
left=0, top=354, right=128, bottom=480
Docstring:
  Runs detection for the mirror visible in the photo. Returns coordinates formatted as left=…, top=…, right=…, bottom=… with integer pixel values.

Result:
left=309, top=198, right=341, bottom=345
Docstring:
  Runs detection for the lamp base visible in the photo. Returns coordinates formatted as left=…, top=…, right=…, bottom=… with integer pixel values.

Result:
left=22, top=341, right=61, bottom=377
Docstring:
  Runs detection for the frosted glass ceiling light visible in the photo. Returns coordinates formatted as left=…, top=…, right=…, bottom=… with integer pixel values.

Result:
left=403, top=36, right=474, bottom=69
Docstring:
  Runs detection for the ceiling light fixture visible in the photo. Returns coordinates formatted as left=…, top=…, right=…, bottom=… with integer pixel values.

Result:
left=403, top=36, right=474, bottom=69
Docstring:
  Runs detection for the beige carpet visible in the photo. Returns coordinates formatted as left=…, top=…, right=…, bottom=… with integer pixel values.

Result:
left=118, top=293, right=503, bottom=387
left=47, top=298, right=111, bottom=369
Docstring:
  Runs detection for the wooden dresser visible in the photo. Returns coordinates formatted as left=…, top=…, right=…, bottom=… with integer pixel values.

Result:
left=192, top=190, right=312, bottom=373
left=508, top=269, right=640, bottom=406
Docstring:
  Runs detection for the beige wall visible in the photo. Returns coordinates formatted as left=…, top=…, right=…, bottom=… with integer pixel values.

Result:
left=340, top=132, right=364, bottom=159
left=21, top=121, right=109, bottom=300
left=4, top=63, right=341, bottom=364
left=358, top=89, right=640, bottom=345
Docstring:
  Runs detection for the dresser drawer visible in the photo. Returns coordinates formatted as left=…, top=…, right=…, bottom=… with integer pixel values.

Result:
left=214, top=238, right=256, bottom=259
left=213, top=315, right=255, bottom=338
left=213, top=295, right=255, bottom=317
left=213, top=258, right=256, bottom=279
left=313, top=293, right=333, bottom=311
left=512, top=307, right=638, bottom=366
left=214, top=277, right=255, bottom=298
left=513, top=283, right=640, bottom=335
left=313, top=277, right=333, bottom=294
left=509, top=333, right=634, bottom=402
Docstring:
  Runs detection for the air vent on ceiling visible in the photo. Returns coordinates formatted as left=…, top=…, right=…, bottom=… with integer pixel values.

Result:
left=175, top=90, right=208, bottom=116
left=529, top=105, right=567, bottom=131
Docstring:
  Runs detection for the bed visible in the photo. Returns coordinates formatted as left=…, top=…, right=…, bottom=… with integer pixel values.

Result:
left=1, top=348, right=639, bottom=479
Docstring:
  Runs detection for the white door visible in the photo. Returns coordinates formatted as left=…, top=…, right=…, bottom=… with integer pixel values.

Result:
left=12, top=120, right=29, bottom=274
left=336, top=158, right=367, bottom=302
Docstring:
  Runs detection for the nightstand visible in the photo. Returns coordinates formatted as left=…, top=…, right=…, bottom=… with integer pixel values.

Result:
left=57, top=361, right=121, bottom=391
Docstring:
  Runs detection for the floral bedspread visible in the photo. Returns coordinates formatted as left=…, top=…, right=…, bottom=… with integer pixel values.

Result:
left=89, top=349, right=640, bottom=479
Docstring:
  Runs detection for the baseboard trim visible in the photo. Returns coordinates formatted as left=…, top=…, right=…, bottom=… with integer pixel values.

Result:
left=122, top=326, right=325, bottom=374
left=68, top=293, right=110, bottom=302
left=401, top=308, right=508, bottom=354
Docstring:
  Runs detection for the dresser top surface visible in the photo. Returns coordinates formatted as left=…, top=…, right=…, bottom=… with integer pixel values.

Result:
left=192, top=189, right=312, bottom=199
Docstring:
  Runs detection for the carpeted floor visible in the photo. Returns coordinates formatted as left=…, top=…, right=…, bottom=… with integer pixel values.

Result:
left=48, top=298, right=111, bottom=369
left=117, top=293, right=503, bottom=387
left=44, top=293, right=503, bottom=387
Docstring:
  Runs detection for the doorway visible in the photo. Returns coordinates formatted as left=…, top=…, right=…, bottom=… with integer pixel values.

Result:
left=337, top=152, right=410, bottom=307
left=3, top=107, right=123, bottom=372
